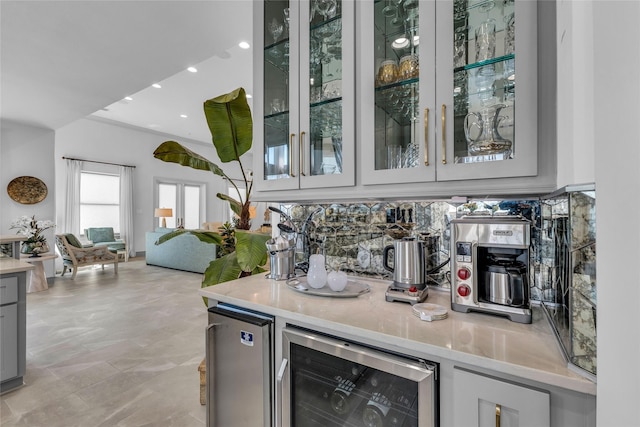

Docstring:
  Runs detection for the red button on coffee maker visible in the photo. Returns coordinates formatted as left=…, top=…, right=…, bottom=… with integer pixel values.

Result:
left=457, top=285, right=471, bottom=297
left=457, top=268, right=471, bottom=281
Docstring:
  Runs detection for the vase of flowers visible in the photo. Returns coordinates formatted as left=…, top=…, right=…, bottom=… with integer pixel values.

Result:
left=10, top=215, right=55, bottom=257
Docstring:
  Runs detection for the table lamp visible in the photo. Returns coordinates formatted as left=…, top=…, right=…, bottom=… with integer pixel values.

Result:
left=155, top=208, right=173, bottom=228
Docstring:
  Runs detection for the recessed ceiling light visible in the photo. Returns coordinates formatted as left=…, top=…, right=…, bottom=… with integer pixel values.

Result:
left=124, top=96, right=133, bottom=101
left=152, top=83, right=162, bottom=89
left=180, top=114, right=188, bottom=118
left=187, top=67, right=197, bottom=73
left=239, top=41, right=250, bottom=49
left=246, top=94, right=253, bottom=99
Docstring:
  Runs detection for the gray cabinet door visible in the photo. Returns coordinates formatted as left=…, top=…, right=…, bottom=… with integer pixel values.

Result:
left=0, top=304, right=18, bottom=382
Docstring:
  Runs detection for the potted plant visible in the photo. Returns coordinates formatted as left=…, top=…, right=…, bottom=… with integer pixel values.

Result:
left=153, top=87, right=270, bottom=290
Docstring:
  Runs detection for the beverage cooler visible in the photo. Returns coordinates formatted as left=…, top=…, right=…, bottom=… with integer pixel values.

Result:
left=280, top=327, right=439, bottom=427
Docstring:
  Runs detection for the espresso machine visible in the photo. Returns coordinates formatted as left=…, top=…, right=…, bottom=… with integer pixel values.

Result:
left=450, top=215, right=532, bottom=323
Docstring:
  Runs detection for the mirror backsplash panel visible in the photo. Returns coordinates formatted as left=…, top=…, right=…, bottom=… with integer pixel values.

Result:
left=278, top=187, right=596, bottom=376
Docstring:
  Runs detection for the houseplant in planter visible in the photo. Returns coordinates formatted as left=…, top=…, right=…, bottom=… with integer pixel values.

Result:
left=153, top=87, right=270, bottom=289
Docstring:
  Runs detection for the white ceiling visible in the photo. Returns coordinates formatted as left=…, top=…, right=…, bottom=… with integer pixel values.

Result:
left=1, top=0, right=254, bottom=144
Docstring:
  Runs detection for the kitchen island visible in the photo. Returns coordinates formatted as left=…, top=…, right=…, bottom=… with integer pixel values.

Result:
left=200, top=274, right=596, bottom=426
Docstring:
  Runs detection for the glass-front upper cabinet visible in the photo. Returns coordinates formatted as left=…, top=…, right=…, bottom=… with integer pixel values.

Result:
left=436, top=0, right=538, bottom=181
left=360, top=0, right=538, bottom=185
left=360, top=0, right=437, bottom=185
left=254, top=0, right=355, bottom=192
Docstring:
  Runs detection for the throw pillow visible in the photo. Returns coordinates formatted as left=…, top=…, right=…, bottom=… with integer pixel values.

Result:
left=65, top=234, right=84, bottom=248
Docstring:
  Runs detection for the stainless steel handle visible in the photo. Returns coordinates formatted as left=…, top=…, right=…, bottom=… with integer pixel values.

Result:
left=276, top=358, right=288, bottom=427
left=300, top=131, right=306, bottom=176
left=205, top=323, right=216, bottom=426
left=424, top=107, right=429, bottom=166
left=289, top=133, right=296, bottom=177
left=496, top=403, right=501, bottom=427
left=441, top=104, right=447, bottom=165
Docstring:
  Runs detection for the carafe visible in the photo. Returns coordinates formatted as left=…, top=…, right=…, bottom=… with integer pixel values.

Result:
left=307, top=254, right=328, bottom=288
left=464, top=104, right=512, bottom=156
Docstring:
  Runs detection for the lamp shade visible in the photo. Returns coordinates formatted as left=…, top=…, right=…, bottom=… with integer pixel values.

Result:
left=154, top=208, right=173, bottom=228
left=154, top=208, right=173, bottom=218
left=249, top=206, right=257, bottom=219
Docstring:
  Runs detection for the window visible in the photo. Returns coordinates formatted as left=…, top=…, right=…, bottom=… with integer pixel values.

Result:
left=80, top=172, right=120, bottom=233
left=156, top=179, right=205, bottom=229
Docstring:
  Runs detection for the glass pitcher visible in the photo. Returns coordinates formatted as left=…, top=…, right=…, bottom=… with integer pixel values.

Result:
left=463, top=104, right=512, bottom=156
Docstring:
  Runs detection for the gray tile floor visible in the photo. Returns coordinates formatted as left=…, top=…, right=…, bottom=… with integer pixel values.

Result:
left=1, top=259, right=208, bottom=427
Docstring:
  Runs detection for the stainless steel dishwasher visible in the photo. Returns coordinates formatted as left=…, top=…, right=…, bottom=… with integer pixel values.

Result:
left=206, top=303, right=274, bottom=427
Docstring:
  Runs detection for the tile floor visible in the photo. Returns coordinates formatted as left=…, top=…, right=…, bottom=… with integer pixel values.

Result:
left=1, top=258, right=208, bottom=427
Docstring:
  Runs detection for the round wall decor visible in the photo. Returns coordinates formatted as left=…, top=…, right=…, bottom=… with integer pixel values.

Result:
left=7, top=176, right=48, bottom=204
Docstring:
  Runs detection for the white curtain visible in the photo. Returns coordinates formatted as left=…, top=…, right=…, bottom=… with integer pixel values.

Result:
left=64, top=159, right=83, bottom=234
left=119, top=166, right=135, bottom=258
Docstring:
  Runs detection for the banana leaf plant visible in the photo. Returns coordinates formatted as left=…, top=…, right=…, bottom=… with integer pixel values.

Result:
left=153, top=87, right=270, bottom=292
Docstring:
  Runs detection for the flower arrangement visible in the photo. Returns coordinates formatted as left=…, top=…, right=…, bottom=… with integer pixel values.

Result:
left=10, top=215, right=55, bottom=253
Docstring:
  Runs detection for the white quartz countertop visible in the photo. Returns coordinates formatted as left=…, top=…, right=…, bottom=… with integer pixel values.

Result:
left=200, top=274, right=596, bottom=395
left=0, top=258, right=36, bottom=274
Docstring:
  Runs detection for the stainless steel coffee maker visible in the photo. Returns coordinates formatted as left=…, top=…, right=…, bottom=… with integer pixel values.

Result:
left=450, top=215, right=532, bottom=323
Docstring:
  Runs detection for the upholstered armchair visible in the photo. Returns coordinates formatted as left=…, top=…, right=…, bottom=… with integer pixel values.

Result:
left=85, top=227, right=128, bottom=261
left=55, top=234, right=118, bottom=279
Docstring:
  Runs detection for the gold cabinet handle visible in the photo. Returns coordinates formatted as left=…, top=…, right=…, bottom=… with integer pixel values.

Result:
left=300, top=131, right=306, bottom=176
left=424, top=108, right=429, bottom=166
left=441, top=104, right=447, bottom=165
left=289, top=133, right=296, bottom=177
left=496, top=404, right=501, bottom=427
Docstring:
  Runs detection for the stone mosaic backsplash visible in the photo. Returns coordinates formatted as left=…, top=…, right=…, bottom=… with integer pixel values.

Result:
left=277, top=187, right=596, bottom=377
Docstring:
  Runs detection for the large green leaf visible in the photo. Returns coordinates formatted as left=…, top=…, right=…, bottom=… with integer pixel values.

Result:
left=153, top=141, right=226, bottom=177
left=202, top=252, right=243, bottom=287
left=216, top=192, right=243, bottom=217
left=204, top=87, right=253, bottom=163
left=235, top=230, right=270, bottom=272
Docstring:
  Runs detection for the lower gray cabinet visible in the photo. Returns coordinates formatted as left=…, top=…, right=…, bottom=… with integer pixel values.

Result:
left=453, top=366, right=550, bottom=427
left=0, top=304, right=18, bottom=381
left=0, top=272, right=27, bottom=393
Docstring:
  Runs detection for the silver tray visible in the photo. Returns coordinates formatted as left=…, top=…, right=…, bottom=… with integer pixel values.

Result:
left=285, top=277, right=371, bottom=298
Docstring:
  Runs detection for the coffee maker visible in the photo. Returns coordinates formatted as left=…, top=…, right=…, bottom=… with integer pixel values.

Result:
left=450, top=215, right=532, bottom=323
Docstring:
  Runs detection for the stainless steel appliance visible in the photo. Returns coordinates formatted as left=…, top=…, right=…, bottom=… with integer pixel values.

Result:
left=450, top=215, right=532, bottom=323
left=383, top=238, right=429, bottom=304
left=280, top=327, right=438, bottom=427
left=206, top=304, right=274, bottom=427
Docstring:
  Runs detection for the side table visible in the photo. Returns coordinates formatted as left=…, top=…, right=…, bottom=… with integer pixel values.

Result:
left=20, top=253, right=58, bottom=293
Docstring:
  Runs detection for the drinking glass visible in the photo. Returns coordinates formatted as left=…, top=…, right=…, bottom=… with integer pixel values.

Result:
left=453, top=32, right=467, bottom=68
left=504, top=13, right=515, bottom=55
left=475, top=18, right=496, bottom=62
left=268, top=18, right=284, bottom=44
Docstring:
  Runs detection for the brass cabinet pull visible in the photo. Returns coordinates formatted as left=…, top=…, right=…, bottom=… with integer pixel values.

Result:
left=424, top=108, right=429, bottom=166
left=441, top=104, right=447, bottom=165
left=495, top=403, right=501, bottom=427
left=289, top=133, right=296, bottom=177
left=300, top=131, right=306, bottom=176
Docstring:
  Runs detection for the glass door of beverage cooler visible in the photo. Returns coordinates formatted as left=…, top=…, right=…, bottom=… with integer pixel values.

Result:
left=281, top=328, right=437, bottom=427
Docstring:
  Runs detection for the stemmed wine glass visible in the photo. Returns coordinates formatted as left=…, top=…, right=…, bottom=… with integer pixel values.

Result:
left=268, top=18, right=284, bottom=44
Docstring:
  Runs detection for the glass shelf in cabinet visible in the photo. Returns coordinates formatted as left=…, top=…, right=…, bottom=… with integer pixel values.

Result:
left=375, top=76, right=419, bottom=91
left=264, top=112, right=289, bottom=132
left=454, top=53, right=515, bottom=73
left=310, top=14, right=341, bottom=33
left=265, top=43, right=290, bottom=72
left=310, top=96, right=342, bottom=109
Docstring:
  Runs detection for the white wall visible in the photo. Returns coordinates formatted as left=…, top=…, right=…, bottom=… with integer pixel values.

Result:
left=54, top=117, right=250, bottom=256
left=1, top=120, right=56, bottom=277
left=594, top=2, right=640, bottom=425
left=556, top=0, right=596, bottom=187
